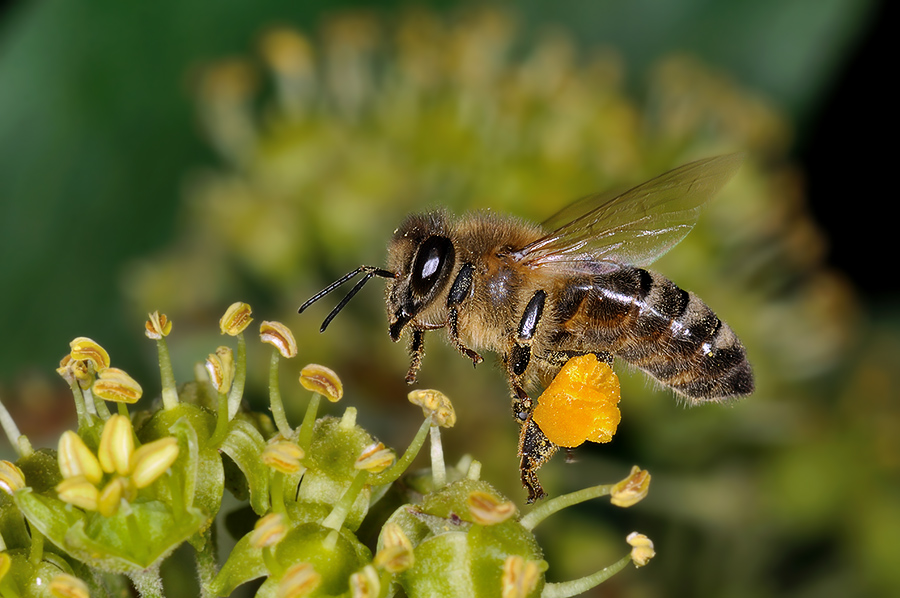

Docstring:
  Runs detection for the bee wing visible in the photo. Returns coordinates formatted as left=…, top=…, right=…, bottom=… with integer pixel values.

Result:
left=513, top=154, right=744, bottom=272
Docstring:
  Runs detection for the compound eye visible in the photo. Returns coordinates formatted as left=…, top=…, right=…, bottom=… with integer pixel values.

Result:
left=411, top=236, right=453, bottom=296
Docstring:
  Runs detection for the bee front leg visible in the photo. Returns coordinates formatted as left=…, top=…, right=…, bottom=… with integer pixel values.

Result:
left=406, top=329, right=426, bottom=384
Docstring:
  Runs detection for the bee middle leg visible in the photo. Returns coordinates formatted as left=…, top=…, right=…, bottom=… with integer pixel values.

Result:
left=446, top=263, right=484, bottom=367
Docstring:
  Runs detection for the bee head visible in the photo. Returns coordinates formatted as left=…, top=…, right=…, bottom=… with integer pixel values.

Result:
left=386, top=212, right=457, bottom=341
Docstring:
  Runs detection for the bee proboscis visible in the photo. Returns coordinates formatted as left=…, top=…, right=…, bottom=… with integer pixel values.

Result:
left=299, top=154, right=754, bottom=501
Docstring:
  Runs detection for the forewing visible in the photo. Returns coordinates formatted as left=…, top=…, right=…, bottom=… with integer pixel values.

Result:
left=514, top=154, right=744, bottom=271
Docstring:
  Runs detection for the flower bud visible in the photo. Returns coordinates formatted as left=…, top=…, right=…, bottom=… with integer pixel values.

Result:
left=145, top=311, right=173, bottom=339
left=610, top=466, right=650, bottom=508
left=93, top=367, right=143, bottom=404
left=58, top=431, right=103, bottom=485
left=260, top=320, right=298, bottom=358
left=220, top=301, right=253, bottom=336
left=626, top=532, right=655, bottom=567
left=0, top=460, right=26, bottom=494
left=299, top=364, right=343, bottom=402
left=98, top=414, right=135, bottom=476
left=130, top=437, right=179, bottom=489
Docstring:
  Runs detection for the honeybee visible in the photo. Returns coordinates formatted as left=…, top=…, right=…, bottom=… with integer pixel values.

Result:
left=299, top=154, right=753, bottom=501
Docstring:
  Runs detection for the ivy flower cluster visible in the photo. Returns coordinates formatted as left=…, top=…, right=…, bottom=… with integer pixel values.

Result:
left=0, top=303, right=652, bottom=597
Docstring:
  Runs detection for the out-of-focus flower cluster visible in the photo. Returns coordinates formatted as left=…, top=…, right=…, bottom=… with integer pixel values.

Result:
left=0, top=304, right=654, bottom=597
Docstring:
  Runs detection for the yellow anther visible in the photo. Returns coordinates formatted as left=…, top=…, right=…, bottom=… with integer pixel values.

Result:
left=467, top=490, right=517, bottom=526
left=259, top=320, right=298, bottom=358
left=501, top=555, right=542, bottom=598
left=220, top=301, right=253, bottom=336
left=97, top=414, right=135, bottom=476
left=145, top=311, right=173, bottom=339
left=49, top=573, right=90, bottom=598
left=205, top=346, right=235, bottom=393
left=250, top=512, right=287, bottom=548
left=261, top=438, right=305, bottom=474
left=355, top=442, right=395, bottom=474
left=130, top=437, right=179, bottom=489
left=69, top=337, right=111, bottom=371
left=98, top=477, right=125, bottom=518
left=349, top=564, right=380, bottom=598
left=299, top=364, right=343, bottom=402
left=0, top=460, right=26, bottom=494
left=374, top=522, right=414, bottom=573
left=58, top=431, right=103, bottom=485
left=92, top=367, right=143, bottom=404
left=56, top=476, right=100, bottom=511
left=277, top=562, right=321, bottom=598
left=610, top=466, right=651, bottom=508
left=407, top=389, right=456, bottom=427
left=626, top=532, right=656, bottom=567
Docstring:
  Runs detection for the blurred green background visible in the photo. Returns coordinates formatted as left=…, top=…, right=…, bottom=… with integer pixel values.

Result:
left=1, top=1, right=896, bottom=597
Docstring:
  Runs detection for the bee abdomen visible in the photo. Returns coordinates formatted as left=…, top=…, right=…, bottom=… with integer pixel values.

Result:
left=570, top=267, right=753, bottom=402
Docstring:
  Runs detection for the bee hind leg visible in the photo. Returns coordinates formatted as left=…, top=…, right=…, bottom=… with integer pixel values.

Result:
left=517, top=413, right=558, bottom=503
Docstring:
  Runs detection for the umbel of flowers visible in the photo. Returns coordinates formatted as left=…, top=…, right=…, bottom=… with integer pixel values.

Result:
left=0, top=303, right=652, bottom=597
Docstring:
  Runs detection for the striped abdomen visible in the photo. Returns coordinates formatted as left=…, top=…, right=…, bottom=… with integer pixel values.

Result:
left=549, top=267, right=753, bottom=402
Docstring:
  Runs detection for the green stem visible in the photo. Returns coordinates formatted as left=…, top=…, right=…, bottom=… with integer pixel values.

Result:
left=156, top=337, right=180, bottom=410
left=429, top=423, right=446, bottom=489
left=129, top=565, right=164, bottom=598
left=226, top=334, right=247, bottom=419
left=93, top=396, right=111, bottom=420
left=321, top=469, right=368, bottom=531
left=267, top=351, right=292, bottom=437
left=117, top=402, right=130, bottom=417
left=295, top=394, right=321, bottom=451
left=519, top=482, right=614, bottom=531
left=66, top=380, right=88, bottom=425
left=195, top=526, right=219, bottom=598
left=368, top=418, right=431, bottom=487
left=540, top=553, right=632, bottom=598
left=0, top=399, right=27, bottom=458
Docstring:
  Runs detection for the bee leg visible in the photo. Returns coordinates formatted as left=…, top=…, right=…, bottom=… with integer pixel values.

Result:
left=511, top=384, right=532, bottom=423
left=507, top=290, right=548, bottom=422
left=517, top=412, right=558, bottom=503
left=446, top=263, right=483, bottom=367
left=405, top=329, right=426, bottom=384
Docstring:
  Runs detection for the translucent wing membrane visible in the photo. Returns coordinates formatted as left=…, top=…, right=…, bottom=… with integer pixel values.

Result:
left=513, top=154, right=744, bottom=271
